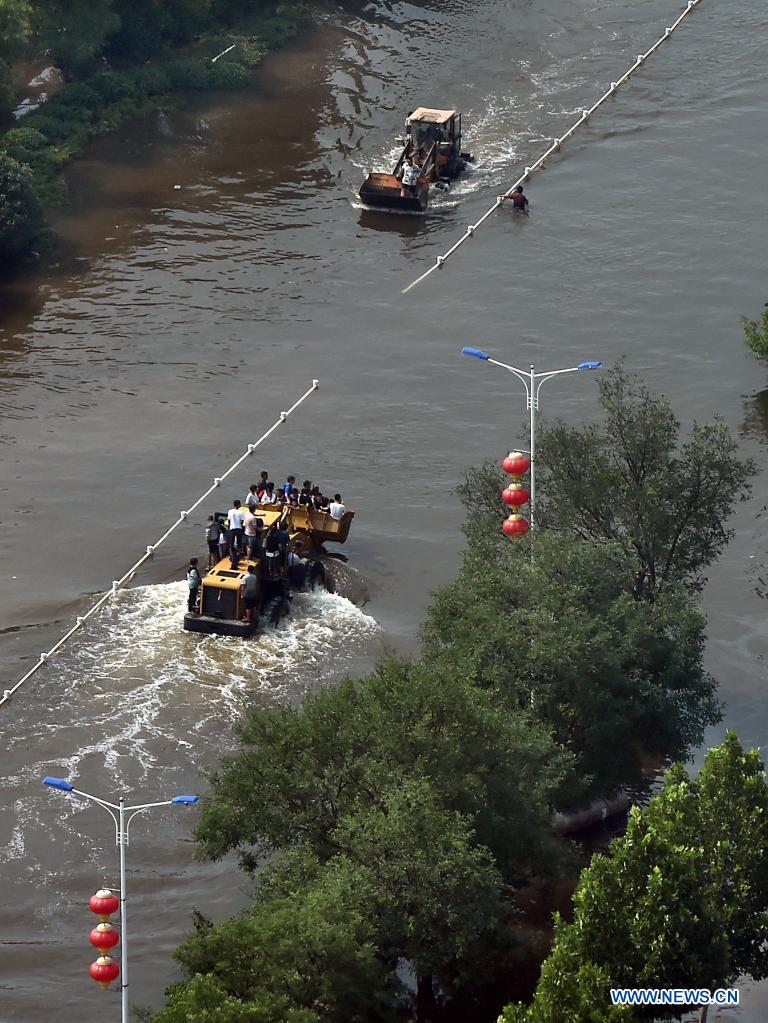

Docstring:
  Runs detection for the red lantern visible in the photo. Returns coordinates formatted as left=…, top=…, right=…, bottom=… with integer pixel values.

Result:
left=501, top=483, right=529, bottom=508
left=502, top=451, right=530, bottom=477
left=90, top=955, right=120, bottom=990
left=89, top=922, right=120, bottom=955
left=89, top=889, right=119, bottom=921
left=502, top=514, right=530, bottom=537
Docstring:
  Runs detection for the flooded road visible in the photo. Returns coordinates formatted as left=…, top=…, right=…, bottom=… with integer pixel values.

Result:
left=1, top=0, right=768, bottom=1018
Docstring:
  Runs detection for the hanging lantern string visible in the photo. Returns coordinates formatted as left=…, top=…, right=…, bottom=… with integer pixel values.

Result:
left=501, top=452, right=531, bottom=536
left=402, top=0, right=703, bottom=295
left=0, top=380, right=320, bottom=713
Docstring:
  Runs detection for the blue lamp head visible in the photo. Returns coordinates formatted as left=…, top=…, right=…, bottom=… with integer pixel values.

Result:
left=43, top=776, right=74, bottom=792
left=171, top=795, right=199, bottom=805
left=577, top=361, right=602, bottom=371
left=461, top=347, right=490, bottom=360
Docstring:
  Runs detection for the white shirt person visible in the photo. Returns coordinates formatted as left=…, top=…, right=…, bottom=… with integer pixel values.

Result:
left=401, top=159, right=420, bottom=190
left=329, top=494, right=346, bottom=521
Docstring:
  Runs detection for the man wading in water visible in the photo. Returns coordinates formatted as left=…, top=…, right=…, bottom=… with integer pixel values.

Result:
left=503, top=184, right=529, bottom=213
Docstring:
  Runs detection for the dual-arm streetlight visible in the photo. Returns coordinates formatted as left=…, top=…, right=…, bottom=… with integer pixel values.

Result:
left=43, top=776, right=199, bottom=1023
left=461, top=348, right=601, bottom=526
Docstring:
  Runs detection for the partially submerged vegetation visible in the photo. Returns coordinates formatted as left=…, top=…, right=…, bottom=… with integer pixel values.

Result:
left=150, top=372, right=760, bottom=1023
left=0, top=0, right=312, bottom=264
left=743, top=305, right=768, bottom=362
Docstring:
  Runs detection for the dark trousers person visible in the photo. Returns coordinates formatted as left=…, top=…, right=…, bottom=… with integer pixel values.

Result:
left=230, top=527, right=244, bottom=554
left=244, top=595, right=258, bottom=624
left=187, top=585, right=199, bottom=613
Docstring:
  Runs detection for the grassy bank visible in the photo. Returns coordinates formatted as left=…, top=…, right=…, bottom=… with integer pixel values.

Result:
left=0, top=4, right=310, bottom=265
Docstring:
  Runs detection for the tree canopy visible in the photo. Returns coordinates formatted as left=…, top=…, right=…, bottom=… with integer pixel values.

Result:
left=32, top=0, right=121, bottom=73
left=462, top=367, right=755, bottom=592
left=156, top=849, right=394, bottom=1023
left=423, top=530, right=720, bottom=798
left=0, top=148, right=42, bottom=258
left=503, top=734, right=768, bottom=1021
left=0, top=0, right=30, bottom=118
left=195, top=656, right=573, bottom=882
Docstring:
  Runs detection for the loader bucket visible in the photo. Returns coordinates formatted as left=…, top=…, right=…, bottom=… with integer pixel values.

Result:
left=359, top=173, right=427, bottom=213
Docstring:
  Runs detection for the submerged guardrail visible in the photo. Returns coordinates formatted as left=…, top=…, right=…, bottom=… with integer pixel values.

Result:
left=403, top=0, right=704, bottom=294
left=0, top=380, right=320, bottom=711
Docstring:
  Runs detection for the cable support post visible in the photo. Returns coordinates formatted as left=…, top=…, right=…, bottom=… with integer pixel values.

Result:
left=402, top=0, right=705, bottom=295
left=0, top=381, right=320, bottom=712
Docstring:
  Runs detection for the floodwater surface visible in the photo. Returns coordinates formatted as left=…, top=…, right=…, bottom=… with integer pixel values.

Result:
left=1, top=0, right=767, bottom=1019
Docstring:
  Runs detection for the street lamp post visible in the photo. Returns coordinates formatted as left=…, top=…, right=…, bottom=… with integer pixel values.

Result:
left=43, top=776, right=199, bottom=1023
left=461, top=348, right=601, bottom=526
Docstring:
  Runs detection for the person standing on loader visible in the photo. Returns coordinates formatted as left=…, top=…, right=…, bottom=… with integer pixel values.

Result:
left=400, top=156, right=421, bottom=198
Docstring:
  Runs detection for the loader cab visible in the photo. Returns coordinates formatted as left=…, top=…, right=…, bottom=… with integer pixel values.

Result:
left=407, top=108, right=462, bottom=176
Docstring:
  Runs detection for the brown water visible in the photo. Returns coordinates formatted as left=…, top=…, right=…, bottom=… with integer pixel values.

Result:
left=1, top=0, right=768, bottom=1019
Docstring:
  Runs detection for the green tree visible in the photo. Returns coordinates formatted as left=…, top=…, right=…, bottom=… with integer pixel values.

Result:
left=164, top=784, right=510, bottom=1023
left=743, top=307, right=768, bottom=362
left=0, top=148, right=43, bottom=262
left=330, top=777, right=508, bottom=1019
left=0, top=0, right=30, bottom=119
left=155, top=850, right=394, bottom=1023
left=32, top=0, right=120, bottom=75
left=187, top=660, right=552, bottom=1020
left=463, top=367, right=755, bottom=592
left=694, top=732, right=768, bottom=979
left=500, top=921, right=636, bottom=1023
left=109, top=0, right=213, bottom=59
left=0, top=0, right=28, bottom=53
left=195, top=656, right=573, bottom=882
left=503, top=734, right=768, bottom=1021
left=423, top=530, right=720, bottom=798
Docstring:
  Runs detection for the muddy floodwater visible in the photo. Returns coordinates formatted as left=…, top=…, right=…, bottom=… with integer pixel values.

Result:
left=1, top=0, right=767, bottom=1019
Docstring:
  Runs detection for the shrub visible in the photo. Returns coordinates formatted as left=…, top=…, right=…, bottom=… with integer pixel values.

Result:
left=256, top=4, right=311, bottom=48
left=20, top=114, right=77, bottom=143
left=207, top=60, right=251, bottom=90
left=89, top=70, right=138, bottom=104
left=2, top=127, right=48, bottom=164
left=0, top=150, right=44, bottom=262
left=131, top=64, right=173, bottom=96
left=48, top=83, right=101, bottom=111
left=93, top=107, right=127, bottom=134
left=165, top=56, right=212, bottom=90
left=201, top=33, right=266, bottom=69
left=743, top=308, right=768, bottom=362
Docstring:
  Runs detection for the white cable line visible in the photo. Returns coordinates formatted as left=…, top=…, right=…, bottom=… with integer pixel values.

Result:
left=402, top=0, right=703, bottom=295
left=0, top=380, right=320, bottom=711
left=211, top=43, right=236, bottom=63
